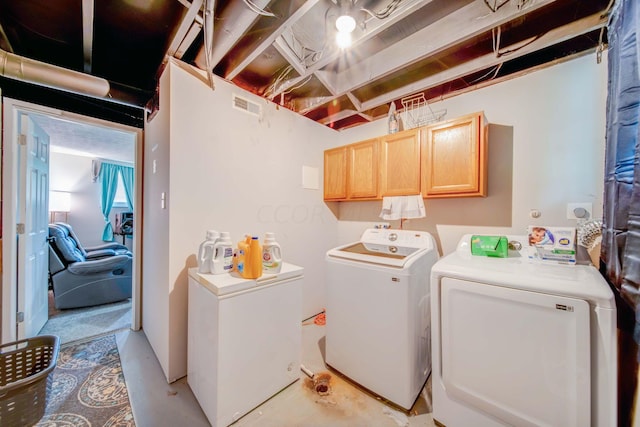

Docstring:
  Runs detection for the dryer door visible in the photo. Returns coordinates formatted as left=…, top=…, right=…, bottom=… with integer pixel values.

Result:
left=440, top=277, right=591, bottom=427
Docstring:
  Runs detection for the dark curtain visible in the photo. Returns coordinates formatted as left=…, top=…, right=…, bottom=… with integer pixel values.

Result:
left=601, top=0, right=640, bottom=425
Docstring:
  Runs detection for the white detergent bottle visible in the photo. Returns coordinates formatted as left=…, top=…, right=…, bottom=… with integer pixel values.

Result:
left=262, top=232, right=282, bottom=273
left=211, top=232, right=233, bottom=274
left=197, top=230, right=219, bottom=273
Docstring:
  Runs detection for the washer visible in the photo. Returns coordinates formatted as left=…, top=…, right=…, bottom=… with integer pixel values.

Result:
left=430, top=234, right=617, bottom=427
left=325, top=228, right=439, bottom=410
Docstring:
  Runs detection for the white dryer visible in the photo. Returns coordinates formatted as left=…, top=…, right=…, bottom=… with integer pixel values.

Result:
left=431, top=234, right=617, bottom=427
left=325, top=228, right=439, bottom=410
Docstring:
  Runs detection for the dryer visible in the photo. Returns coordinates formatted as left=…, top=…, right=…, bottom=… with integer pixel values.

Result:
left=325, top=228, right=439, bottom=410
left=431, top=234, right=617, bottom=427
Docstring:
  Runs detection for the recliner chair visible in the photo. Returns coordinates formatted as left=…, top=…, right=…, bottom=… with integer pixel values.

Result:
left=48, top=222, right=133, bottom=309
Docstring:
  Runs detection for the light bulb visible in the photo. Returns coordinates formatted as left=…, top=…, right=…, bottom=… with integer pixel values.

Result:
left=336, top=31, right=352, bottom=48
left=335, top=15, right=356, bottom=33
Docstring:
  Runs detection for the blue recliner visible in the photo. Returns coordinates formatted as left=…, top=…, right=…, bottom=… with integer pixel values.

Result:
left=48, top=223, right=132, bottom=309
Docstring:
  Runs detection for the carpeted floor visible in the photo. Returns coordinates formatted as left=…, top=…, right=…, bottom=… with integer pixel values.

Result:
left=40, top=296, right=132, bottom=345
left=36, top=334, right=135, bottom=426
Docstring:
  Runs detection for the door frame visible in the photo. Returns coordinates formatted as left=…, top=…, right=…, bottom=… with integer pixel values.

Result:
left=1, top=97, right=143, bottom=343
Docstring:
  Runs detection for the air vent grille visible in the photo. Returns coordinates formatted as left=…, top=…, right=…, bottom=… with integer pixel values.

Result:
left=232, top=94, right=261, bottom=117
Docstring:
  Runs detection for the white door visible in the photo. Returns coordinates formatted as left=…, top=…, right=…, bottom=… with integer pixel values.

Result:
left=17, top=113, right=50, bottom=339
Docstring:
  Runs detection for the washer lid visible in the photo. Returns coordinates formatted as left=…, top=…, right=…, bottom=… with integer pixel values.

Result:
left=327, top=229, right=435, bottom=267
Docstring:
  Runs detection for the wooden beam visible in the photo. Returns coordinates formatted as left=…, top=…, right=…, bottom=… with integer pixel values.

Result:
left=82, top=0, right=94, bottom=73
left=361, top=11, right=605, bottom=111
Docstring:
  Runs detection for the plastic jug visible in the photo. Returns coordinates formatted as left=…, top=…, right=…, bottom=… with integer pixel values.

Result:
left=237, top=235, right=263, bottom=279
left=262, top=232, right=282, bottom=273
left=236, top=235, right=251, bottom=277
left=248, top=236, right=263, bottom=279
left=211, top=232, right=233, bottom=274
left=197, top=230, right=219, bottom=273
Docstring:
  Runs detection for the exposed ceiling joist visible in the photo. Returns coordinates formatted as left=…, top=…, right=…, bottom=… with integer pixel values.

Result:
left=361, top=11, right=606, bottom=111
left=269, top=0, right=437, bottom=100
left=166, top=0, right=204, bottom=58
left=226, top=0, right=322, bottom=80
left=82, top=0, right=94, bottom=73
left=194, top=0, right=271, bottom=70
left=332, top=0, right=557, bottom=94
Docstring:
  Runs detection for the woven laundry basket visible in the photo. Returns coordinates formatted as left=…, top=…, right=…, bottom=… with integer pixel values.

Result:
left=0, top=335, right=60, bottom=426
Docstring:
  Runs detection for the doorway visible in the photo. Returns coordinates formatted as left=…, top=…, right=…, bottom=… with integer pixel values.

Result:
left=1, top=97, right=143, bottom=344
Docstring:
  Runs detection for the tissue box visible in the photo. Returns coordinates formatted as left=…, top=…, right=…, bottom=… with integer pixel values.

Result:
left=470, top=235, right=509, bottom=258
left=527, top=226, right=576, bottom=264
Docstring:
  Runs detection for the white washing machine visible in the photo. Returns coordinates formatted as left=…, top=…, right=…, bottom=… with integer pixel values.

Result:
left=431, top=234, right=617, bottom=427
left=325, top=228, right=439, bottom=410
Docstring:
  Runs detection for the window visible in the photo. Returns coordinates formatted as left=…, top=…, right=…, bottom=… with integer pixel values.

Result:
left=112, top=173, right=128, bottom=208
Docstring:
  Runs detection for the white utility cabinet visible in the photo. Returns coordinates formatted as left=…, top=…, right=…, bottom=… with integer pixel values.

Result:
left=187, top=263, right=303, bottom=427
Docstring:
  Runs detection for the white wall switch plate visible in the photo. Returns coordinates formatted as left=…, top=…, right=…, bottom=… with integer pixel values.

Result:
left=567, top=202, right=592, bottom=220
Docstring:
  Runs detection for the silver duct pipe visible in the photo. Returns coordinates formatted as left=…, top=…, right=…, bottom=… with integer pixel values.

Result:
left=0, top=48, right=110, bottom=97
left=194, top=0, right=268, bottom=72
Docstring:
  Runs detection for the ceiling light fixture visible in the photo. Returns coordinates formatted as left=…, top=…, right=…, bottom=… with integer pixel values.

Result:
left=334, top=0, right=356, bottom=48
left=335, top=15, right=356, bottom=33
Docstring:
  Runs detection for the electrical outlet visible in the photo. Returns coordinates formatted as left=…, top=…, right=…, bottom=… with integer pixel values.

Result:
left=567, top=202, right=592, bottom=220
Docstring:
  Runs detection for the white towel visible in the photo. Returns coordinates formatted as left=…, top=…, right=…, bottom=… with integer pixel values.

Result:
left=379, top=194, right=426, bottom=220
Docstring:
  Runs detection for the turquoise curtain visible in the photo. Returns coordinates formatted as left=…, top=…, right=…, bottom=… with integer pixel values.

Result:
left=120, top=165, right=135, bottom=210
left=99, top=163, right=120, bottom=241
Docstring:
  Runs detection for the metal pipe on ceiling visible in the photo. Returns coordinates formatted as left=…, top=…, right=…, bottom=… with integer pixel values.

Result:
left=0, top=48, right=110, bottom=98
left=194, top=0, right=271, bottom=71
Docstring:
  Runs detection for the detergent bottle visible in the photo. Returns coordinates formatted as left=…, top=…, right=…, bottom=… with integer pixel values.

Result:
left=236, top=235, right=251, bottom=277
left=262, top=232, right=282, bottom=273
left=247, top=236, right=263, bottom=279
left=197, top=230, right=219, bottom=273
left=211, top=232, right=233, bottom=274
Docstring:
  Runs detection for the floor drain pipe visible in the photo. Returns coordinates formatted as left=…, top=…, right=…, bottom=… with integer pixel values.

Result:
left=0, top=48, right=110, bottom=98
left=300, top=364, right=314, bottom=379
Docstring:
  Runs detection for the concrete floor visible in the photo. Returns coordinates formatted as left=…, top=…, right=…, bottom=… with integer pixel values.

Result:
left=117, top=323, right=436, bottom=427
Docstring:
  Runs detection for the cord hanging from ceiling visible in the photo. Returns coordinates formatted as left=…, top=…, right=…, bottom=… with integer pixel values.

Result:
left=360, top=0, right=403, bottom=20
left=242, top=0, right=276, bottom=17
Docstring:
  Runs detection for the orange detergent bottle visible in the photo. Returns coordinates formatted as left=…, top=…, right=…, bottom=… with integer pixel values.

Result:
left=237, top=235, right=263, bottom=279
left=248, top=236, right=263, bottom=279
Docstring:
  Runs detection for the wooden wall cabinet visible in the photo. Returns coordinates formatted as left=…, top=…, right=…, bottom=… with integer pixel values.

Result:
left=421, top=112, right=487, bottom=198
left=324, top=111, right=488, bottom=201
left=380, top=129, right=421, bottom=196
left=324, top=140, right=379, bottom=201
left=324, top=146, right=348, bottom=200
left=348, top=138, right=379, bottom=199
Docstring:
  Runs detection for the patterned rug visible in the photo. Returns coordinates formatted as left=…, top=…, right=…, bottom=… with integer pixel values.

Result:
left=35, top=334, right=135, bottom=426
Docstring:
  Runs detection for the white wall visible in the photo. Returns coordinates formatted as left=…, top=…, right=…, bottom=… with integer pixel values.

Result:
left=143, top=53, right=607, bottom=382
left=143, top=59, right=339, bottom=382
left=337, top=52, right=608, bottom=255
left=50, top=152, right=132, bottom=249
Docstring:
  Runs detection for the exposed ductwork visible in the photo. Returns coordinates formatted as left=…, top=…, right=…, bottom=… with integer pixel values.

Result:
left=0, top=48, right=110, bottom=98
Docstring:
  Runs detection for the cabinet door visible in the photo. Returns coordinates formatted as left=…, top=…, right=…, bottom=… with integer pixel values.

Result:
left=348, top=139, right=379, bottom=199
left=380, top=129, right=421, bottom=196
left=324, top=146, right=348, bottom=200
left=421, top=112, right=487, bottom=198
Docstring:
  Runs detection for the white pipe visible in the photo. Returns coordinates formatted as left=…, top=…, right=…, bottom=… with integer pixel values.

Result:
left=0, top=48, right=110, bottom=97
left=300, top=364, right=315, bottom=379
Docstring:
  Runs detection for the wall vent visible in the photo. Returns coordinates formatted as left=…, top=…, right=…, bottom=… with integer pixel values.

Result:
left=232, top=94, right=261, bottom=117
